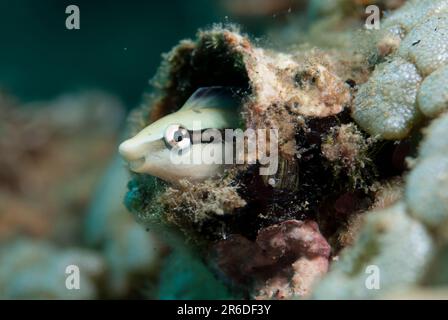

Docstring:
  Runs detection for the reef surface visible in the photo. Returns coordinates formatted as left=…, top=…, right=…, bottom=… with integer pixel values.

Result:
left=121, top=0, right=448, bottom=299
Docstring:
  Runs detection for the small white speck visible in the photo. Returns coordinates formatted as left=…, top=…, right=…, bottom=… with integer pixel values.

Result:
left=124, top=47, right=128, bottom=51
left=268, top=178, right=276, bottom=186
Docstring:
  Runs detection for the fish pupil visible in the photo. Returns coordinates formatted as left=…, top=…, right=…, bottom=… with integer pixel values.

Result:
left=174, top=131, right=183, bottom=142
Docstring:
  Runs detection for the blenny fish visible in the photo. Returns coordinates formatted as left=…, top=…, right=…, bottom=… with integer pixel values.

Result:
left=119, top=87, right=242, bottom=184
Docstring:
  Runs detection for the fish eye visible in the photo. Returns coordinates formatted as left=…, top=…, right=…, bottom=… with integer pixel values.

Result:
left=164, top=124, right=191, bottom=150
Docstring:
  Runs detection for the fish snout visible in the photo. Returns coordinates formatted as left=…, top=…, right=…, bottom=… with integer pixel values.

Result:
left=119, top=138, right=144, bottom=160
left=118, top=139, right=141, bottom=161
left=119, top=138, right=150, bottom=173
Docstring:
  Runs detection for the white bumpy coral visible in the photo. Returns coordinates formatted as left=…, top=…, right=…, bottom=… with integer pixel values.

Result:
left=352, top=0, right=448, bottom=139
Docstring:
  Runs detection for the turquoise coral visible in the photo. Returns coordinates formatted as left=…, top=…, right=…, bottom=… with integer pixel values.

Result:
left=85, top=155, right=160, bottom=296
left=397, top=14, right=448, bottom=77
left=406, top=155, right=448, bottom=229
left=352, top=57, right=422, bottom=139
left=353, top=0, right=448, bottom=139
left=0, top=240, right=104, bottom=299
left=405, top=112, right=448, bottom=232
left=417, top=65, right=448, bottom=117
left=312, top=203, right=434, bottom=299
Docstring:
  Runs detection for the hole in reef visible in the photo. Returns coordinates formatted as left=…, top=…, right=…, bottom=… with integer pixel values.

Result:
left=159, top=38, right=252, bottom=120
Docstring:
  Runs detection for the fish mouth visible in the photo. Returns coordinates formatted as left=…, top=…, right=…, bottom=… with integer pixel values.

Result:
left=128, top=157, right=146, bottom=172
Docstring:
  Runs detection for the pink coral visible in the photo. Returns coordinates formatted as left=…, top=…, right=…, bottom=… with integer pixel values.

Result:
left=214, top=220, right=330, bottom=299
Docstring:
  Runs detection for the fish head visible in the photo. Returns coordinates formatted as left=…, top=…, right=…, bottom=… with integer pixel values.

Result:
left=119, top=87, right=242, bottom=184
